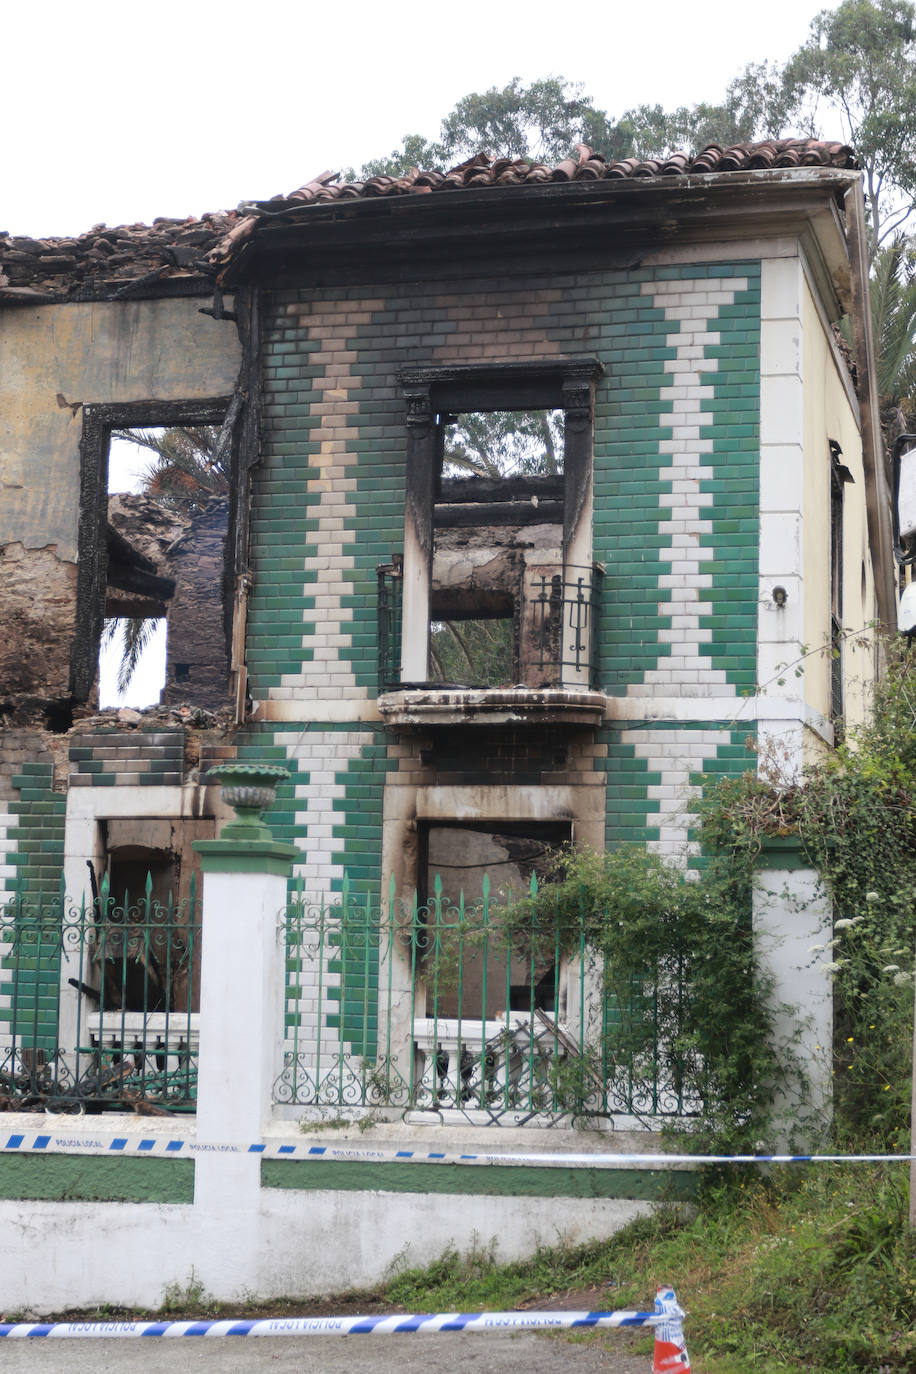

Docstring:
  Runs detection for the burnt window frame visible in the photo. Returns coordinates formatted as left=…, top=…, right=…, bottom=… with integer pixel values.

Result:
left=70, top=396, right=233, bottom=702
left=397, top=359, right=603, bottom=686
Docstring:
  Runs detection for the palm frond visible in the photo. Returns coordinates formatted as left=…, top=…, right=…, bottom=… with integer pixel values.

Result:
left=115, top=617, right=160, bottom=695
left=870, top=236, right=916, bottom=405
left=111, top=425, right=227, bottom=510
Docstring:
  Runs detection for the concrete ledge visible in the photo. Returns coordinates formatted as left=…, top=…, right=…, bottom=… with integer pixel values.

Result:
left=378, top=687, right=607, bottom=727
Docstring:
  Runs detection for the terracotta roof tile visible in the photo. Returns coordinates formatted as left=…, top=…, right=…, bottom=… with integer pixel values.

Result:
left=1, top=139, right=858, bottom=301
left=265, top=139, right=857, bottom=210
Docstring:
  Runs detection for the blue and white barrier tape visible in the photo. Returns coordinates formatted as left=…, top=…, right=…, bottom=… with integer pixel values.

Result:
left=2, top=1130, right=914, bottom=1166
left=0, top=1310, right=660, bottom=1340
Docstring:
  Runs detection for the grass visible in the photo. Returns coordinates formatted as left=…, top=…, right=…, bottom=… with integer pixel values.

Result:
left=380, top=1163, right=916, bottom=1373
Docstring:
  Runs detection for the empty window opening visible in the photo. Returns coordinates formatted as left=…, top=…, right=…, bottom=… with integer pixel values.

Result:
left=395, top=361, right=602, bottom=690
left=73, top=847, right=200, bottom=1019
left=95, top=419, right=230, bottom=711
left=73, top=397, right=233, bottom=709
left=429, top=615, right=516, bottom=687
left=419, top=820, right=571, bottom=1020
left=442, top=409, right=564, bottom=480
left=433, top=411, right=565, bottom=690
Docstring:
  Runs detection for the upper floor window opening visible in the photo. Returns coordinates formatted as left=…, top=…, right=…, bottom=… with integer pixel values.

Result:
left=394, top=359, right=603, bottom=694
left=72, top=397, right=235, bottom=714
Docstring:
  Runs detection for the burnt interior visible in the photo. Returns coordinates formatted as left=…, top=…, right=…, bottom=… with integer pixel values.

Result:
left=419, top=818, right=572, bottom=1019
left=400, top=361, right=602, bottom=692
left=72, top=397, right=233, bottom=711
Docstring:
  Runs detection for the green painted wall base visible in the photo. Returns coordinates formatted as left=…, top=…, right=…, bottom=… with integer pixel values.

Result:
left=0, top=1153, right=194, bottom=1203
left=261, top=1159, right=699, bottom=1200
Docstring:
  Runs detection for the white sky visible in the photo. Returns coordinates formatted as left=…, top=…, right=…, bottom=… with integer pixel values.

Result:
left=4, top=0, right=838, bottom=240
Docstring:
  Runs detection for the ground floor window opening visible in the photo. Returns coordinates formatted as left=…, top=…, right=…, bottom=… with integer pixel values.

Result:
left=418, top=819, right=571, bottom=1022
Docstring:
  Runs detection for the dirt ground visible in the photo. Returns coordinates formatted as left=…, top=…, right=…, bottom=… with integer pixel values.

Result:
left=1, top=1286, right=663, bottom=1373
left=0, top=1327, right=655, bottom=1373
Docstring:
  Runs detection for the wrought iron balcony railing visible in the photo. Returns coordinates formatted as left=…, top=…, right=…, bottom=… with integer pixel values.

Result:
left=376, top=561, right=603, bottom=694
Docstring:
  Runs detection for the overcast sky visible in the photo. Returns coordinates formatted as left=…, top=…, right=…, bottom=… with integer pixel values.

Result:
left=5, top=0, right=839, bottom=241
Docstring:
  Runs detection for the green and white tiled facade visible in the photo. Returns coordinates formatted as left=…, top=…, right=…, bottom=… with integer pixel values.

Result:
left=0, top=248, right=856, bottom=1079
left=0, top=262, right=764, bottom=1055
left=0, top=740, right=66, bottom=1054
left=240, top=260, right=761, bottom=873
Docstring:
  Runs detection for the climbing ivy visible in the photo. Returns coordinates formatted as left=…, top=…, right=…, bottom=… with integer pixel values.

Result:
left=699, top=637, right=916, bottom=1147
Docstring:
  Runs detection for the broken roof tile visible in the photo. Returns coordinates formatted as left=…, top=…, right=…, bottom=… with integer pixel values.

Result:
left=0, top=211, right=238, bottom=300
left=3, top=139, right=859, bottom=301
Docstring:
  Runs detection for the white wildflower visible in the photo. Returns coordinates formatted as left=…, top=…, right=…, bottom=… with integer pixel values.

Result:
left=866, top=891, right=881, bottom=904
left=882, top=965, right=901, bottom=974
left=808, top=943, right=826, bottom=954
left=894, top=972, right=913, bottom=986
left=834, top=919, right=855, bottom=930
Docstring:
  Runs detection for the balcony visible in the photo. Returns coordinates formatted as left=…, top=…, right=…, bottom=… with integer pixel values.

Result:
left=377, top=561, right=606, bottom=728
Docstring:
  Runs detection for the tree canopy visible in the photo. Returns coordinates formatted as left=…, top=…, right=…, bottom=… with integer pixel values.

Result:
left=354, top=4, right=916, bottom=440
left=783, top=0, right=916, bottom=245
left=356, top=3, right=916, bottom=250
left=357, top=77, right=631, bottom=179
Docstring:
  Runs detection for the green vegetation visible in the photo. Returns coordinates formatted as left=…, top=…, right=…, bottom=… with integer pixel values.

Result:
left=380, top=1166, right=916, bottom=1372
left=702, top=637, right=916, bottom=1150
left=48, top=1166, right=916, bottom=1370
left=479, top=841, right=788, bottom=1151
left=358, top=2, right=916, bottom=257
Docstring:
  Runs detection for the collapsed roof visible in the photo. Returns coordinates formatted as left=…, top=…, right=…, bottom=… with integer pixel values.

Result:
left=0, top=140, right=858, bottom=303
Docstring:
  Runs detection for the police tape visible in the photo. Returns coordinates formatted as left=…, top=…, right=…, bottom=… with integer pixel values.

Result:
left=0, top=1309, right=660, bottom=1339
left=2, top=1129, right=914, bottom=1167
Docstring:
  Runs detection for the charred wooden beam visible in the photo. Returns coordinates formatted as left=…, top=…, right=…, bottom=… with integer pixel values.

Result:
left=105, top=522, right=159, bottom=574
left=434, top=501, right=564, bottom=528
left=439, top=475, right=564, bottom=503
left=105, top=524, right=176, bottom=599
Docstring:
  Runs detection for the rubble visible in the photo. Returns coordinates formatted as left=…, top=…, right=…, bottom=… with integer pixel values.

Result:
left=0, top=212, right=238, bottom=300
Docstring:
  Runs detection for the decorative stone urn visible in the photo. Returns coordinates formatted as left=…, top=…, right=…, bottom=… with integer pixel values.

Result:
left=206, top=763, right=290, bottom=843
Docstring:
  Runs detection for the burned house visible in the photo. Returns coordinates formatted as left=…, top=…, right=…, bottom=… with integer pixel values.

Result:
left=0, top=140, right=895, bottom=1124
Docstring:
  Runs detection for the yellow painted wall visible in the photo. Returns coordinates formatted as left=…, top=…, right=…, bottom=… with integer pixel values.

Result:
left=0, top=297, right=240, bottom=562
left=801, top=276, right=876, bottom=754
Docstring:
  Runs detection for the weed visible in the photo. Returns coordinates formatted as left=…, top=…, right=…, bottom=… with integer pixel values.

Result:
left=161, top=1268, right=212, bottom=1314
left=299, top=1114, right=353, bottom=1133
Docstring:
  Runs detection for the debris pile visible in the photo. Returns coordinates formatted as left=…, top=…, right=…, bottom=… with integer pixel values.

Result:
left=0, top=212, right=237, bottom=301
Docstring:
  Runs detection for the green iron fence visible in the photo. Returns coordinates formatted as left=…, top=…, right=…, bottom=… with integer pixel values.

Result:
left=0, top=873, right=200, bottom=1112
left=276, top=874, right=695, bottom=1124
left=1, top=869, right=696, bottom=1123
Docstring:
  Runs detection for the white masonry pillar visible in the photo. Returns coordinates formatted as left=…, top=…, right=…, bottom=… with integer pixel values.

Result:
left=753, top=837, right=832, bottom=1146
left=190, top=766, right=298, bottom=1296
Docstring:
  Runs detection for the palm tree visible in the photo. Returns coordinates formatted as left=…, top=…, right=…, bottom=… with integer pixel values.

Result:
left=111, top=425, right=227, bottom=509
left=869, top=236, right=916, bottom=434
left=104, top=425, right=226, bottom=696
